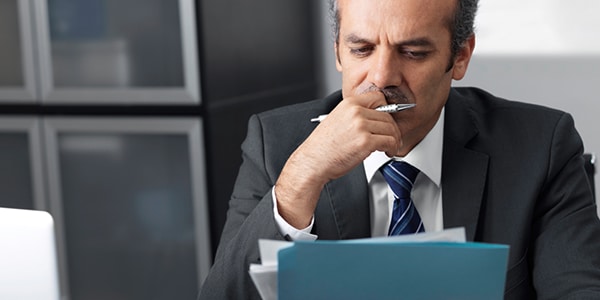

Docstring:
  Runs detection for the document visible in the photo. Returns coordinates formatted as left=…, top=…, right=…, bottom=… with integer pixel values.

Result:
left=249, top=240, right=292, bottom=300
left=249, top=228, right=509, bottom=300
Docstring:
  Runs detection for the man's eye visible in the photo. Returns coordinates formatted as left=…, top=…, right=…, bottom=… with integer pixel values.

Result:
left=404, top=50, right=429, bottom=60
left=350, top=47, right=373, bottom=57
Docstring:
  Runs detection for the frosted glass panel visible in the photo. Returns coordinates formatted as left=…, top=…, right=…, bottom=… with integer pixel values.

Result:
left=47, top=0, right=184, bottom=87
left=57, top=133, right=197, bottom=299
left=0, top=133, right=33, bottom=209
left=0, top=0, right=24, bottom=86
left=476, top=0, right=600, bottom=54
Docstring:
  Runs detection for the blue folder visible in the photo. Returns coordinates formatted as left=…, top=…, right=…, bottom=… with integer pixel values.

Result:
left=278, top=241, right=509, bottom=300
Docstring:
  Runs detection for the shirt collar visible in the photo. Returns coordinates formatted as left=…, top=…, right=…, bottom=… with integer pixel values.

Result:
left=364, top=108, right=444, bottom=187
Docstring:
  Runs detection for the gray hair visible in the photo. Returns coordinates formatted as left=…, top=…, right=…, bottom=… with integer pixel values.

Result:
left=328, top=0, right=478, bottom=58
left=451, top=0, right=478, bottom=57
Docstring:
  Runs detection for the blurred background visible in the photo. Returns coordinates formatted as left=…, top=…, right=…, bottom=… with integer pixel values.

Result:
left=0, top=0, right=597, bottom=299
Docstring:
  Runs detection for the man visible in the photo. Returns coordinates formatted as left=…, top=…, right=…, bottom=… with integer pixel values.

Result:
left=200, top=0, right=600, bottom=299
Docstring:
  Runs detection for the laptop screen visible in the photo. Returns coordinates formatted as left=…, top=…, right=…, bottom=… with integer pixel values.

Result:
left=0, top=207, right=61, bottom=300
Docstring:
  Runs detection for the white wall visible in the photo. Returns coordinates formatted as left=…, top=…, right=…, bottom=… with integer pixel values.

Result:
left=316, top=0, right=599, bottom=202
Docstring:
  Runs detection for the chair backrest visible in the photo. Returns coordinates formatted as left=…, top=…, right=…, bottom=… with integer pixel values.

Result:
left=583, top=153, right=596, bottom=200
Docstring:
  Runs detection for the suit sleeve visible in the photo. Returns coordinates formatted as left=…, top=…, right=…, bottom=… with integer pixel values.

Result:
left=199, top=114, right=286, bottom=300
left=531, top=113, right=600, bottom=299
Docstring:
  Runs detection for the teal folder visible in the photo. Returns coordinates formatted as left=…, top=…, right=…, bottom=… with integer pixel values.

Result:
left=278, top=241, right=509, bottom=300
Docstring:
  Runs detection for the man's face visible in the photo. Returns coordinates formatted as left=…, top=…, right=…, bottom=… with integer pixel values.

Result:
left=335, top=0, right=473, bottom=144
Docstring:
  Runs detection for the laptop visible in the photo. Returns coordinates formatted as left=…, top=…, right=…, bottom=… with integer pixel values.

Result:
left=0, top=207, right=61, bottom=300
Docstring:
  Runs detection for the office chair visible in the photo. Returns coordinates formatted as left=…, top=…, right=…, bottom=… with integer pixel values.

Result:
left=583, top=153, right=596, bottom=200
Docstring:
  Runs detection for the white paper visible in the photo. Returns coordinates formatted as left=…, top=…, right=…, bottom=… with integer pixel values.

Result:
left=258, top=239, right=293, bottom=267
left=344, top=227, right=466, bottom=244
left=249, top=264, right=278, bottom=300
left=249, top=240, right=293, bottom=300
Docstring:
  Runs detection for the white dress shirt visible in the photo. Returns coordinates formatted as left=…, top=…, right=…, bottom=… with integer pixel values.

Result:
left=273, top=109, right=445, bottom=240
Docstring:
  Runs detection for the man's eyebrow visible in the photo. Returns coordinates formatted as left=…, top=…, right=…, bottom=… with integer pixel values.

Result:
left=344, top=34, right=434, bottom=48
left=398, top=38, right=434, bottom=47
left=344, top=34, right=371, bottom=44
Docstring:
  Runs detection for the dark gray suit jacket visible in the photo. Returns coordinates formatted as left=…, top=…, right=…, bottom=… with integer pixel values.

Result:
left=200, top=87, right=600, bottom=299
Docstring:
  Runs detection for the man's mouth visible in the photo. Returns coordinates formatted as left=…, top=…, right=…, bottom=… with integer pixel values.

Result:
left=380, top=88, right=409, bottom=104
left=361, top=85, right=410, bottom=104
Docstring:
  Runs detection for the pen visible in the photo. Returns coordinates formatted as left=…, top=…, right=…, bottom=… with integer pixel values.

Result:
left=310, top=103, right=416, bottom=123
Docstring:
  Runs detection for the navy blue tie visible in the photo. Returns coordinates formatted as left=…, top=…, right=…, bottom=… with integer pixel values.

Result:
left=380, top=161, right=424, bottom=235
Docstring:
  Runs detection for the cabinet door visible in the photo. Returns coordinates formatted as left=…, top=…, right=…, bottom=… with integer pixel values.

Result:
left=0, top=117, right=45, bottom=210
left=34, top=0, right=199, bottom=104
left=0, top=0, right=38, bottom=102
left=43, top=117, right=211, bottom=300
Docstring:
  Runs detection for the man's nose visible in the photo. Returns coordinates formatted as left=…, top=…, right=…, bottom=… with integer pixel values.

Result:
left=369, top=49, right=402, bottom=89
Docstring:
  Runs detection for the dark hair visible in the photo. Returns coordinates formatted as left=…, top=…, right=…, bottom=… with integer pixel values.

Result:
left=328, top=0, right=478, bottom=58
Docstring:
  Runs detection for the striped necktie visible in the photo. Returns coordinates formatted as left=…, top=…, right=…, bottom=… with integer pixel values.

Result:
left=380, top=161, right=424, bottom=235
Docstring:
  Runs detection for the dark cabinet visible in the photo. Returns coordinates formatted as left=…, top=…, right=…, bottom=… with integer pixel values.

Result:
left=199, top=0, right=318, bottom=254
left=0, top=0, right=318, bottom=298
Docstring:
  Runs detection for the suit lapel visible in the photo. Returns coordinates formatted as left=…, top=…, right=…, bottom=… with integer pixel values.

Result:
left=314, top=166, right=371, bottom=240
left=442, top=90, right=489, bottom=241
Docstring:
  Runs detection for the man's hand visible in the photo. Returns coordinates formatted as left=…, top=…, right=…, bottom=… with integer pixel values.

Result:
left=274, top=92, right=403, bottom=228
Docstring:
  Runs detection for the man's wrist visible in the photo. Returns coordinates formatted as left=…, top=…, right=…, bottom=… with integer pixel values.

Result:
left=272, top=187, right=317, bottom=241
left=274, top=181, right=317, bottom=229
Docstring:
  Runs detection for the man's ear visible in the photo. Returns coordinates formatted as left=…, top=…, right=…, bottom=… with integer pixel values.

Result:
left=452, top=34, right=475, bottom=80
left=334, top=42, right=343, bottom=72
